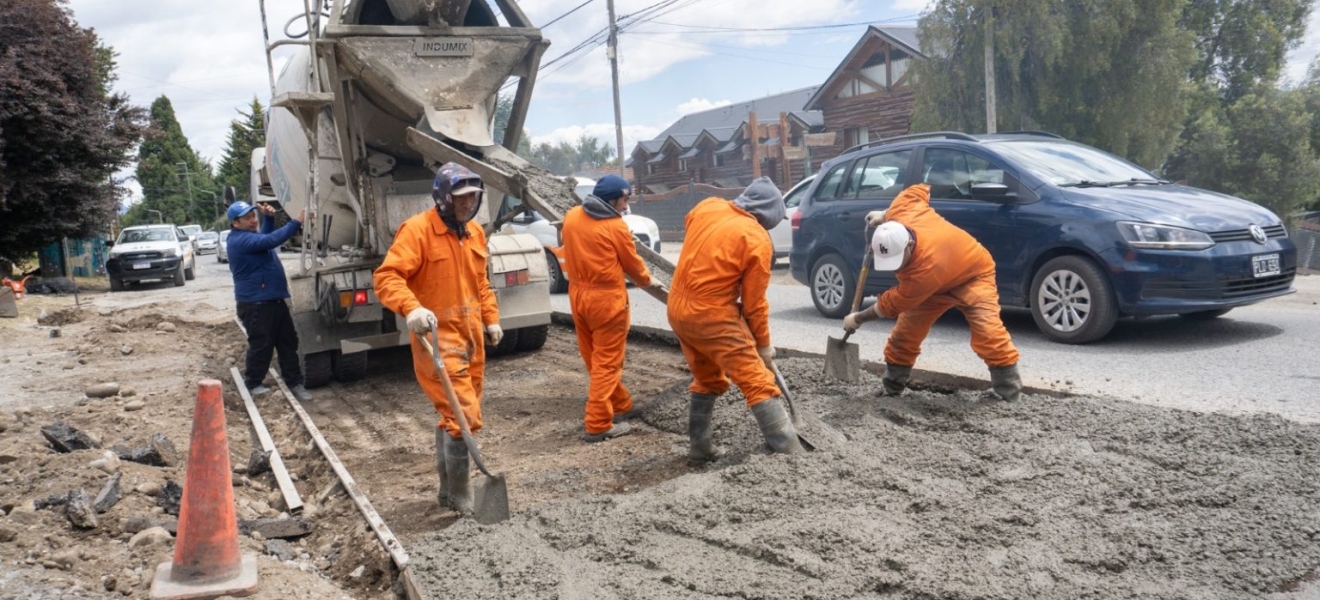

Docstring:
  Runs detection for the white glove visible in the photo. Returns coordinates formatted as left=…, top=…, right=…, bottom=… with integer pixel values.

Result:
left=756, top=345, right=775, bottom=367
left=843, top=311, right=865, bottom=333
left=486, top=324, right=504, bottom=346
left=406, top=307, right=436, bottom=334
left=865, top=210, right=887, bottom=227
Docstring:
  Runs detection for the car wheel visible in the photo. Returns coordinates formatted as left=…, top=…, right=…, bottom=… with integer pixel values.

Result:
left=173, top=262, right=186, bottom=287
left=485, top=328, right=520, bottom=358
left=1179, top=308, right=1232, bottom=321
left=109, top=276, right=123, bottom=292
left=303, top=351, right=334, bottom=389
left=546, top=250, right=568, bottom=294
left=810, top=253, right=855, bottom=318
left=185, top=258, right=195, bottom=280
left=514, top=324, right=549, bottom=352
left=333, top=351, right=369, bottom=383
left=1030, top=256, right=1118, bottom=344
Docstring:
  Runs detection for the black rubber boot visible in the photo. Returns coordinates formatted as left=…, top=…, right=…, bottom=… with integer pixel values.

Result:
left=881, top=364, right=913, bottom=396
left=442, top=434, right=473, bottom=515
left=988, top=364, right=1023, bottom=402
left=688, top=393, right=719, bottom=465
left=434, top=428, right=450, bottom=509
left=750, top=397, right=804, bottom=455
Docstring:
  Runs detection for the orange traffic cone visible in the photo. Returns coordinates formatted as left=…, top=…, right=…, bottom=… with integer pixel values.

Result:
left=151, top=380, right=258, bottom=599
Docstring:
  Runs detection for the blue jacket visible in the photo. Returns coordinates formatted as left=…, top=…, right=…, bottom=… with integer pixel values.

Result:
left=228, top=214, right=302, bottom=303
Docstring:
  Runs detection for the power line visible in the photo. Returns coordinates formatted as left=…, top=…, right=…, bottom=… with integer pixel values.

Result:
left=628, top=15, right=920, bottom=34
left=542, top=0, right=596, bottom=29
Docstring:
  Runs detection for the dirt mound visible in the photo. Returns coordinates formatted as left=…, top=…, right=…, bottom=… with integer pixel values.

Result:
left=36, top=306, right=89, bottom=327
left=409, top=357, right=1320, bottom=599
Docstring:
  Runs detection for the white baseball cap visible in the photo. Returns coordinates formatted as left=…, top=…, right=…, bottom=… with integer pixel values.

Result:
left=871, top=222, right=913, bottom=271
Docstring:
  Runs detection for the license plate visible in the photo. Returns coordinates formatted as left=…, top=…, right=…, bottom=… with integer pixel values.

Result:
left=1252, top=253, right=1280, bottom=278
left=132, top=262, right=151, bottom=270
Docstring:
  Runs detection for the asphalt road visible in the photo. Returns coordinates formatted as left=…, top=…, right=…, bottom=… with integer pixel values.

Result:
left=553, top=257, right=1320, bottom=424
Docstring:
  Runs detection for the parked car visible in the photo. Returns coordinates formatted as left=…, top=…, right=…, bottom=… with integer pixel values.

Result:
left=105, top=224, right=197, bottom=291
left=497, top=178, right=663, bottom=293
left=768, top=174, right=813, bottom=262
left=789, top=131, right=1298, bottom=344
left=195, top=231, right=219, bottom=254
left=179, top=224, right=203, bottom=250
left=217, top=230, right=230, bottom=263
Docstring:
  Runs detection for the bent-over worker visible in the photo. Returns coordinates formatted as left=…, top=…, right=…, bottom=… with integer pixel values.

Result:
left=842, top=183, right=1022, bottom=401
left=667, top=177, right=803, bottom=462
left=374, top=163, right=502, bottom=514
left=562, top=175, right=667, bottom=443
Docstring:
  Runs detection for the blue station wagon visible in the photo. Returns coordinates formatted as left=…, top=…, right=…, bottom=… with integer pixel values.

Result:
left=789, top=131, right=1298, bottom=343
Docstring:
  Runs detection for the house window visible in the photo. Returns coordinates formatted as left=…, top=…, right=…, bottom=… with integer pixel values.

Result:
left=715, top=154, right=726, bottom=167
left=648, top=163, right=660, bottom=176
left=679, top=159, right=689, bottom=172
left=844, top=127, right=869, bottom=148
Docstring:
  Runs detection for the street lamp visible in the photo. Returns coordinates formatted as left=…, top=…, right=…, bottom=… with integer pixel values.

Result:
left=147, top=209, right=163, bottom=224
left=197, top=190, right=220, bottom=219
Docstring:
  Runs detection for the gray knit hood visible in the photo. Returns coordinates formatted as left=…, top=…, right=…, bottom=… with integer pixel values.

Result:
left=582, top=194, right=622, bottom=220
left=733, top=177, right=786, bottom=230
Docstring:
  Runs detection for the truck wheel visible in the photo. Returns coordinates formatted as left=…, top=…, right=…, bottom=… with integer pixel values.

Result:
left=1030, top=255, right=1118, bottom=344
left=185, top=258, right=196, bottom=281
left=486, top=328, right=520, bottom=358
left=303, top=351, right=334, bottom=389
left=515, top=325, right=549, bottom=352
left=333, top=351, right=369, bottom=383
left=546, top=250, right=568, bottom=293
left=810, top=253, right=854, bottom=318
left=173, top=263, right=186, bottom=287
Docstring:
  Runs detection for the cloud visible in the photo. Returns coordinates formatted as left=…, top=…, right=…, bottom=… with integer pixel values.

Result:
left=889, top=0, right=932, bottom=12
left=1284, top=9, right=1320, bottom=84
left=528, top=123, right=663, bottom=155
left=676, top=98, right=732, bottom=116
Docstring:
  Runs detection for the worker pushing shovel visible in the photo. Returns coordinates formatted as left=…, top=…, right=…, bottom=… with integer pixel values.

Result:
left=373, top=163, right=505, bottom=516
left=842, top=183, right=1023, bottom=401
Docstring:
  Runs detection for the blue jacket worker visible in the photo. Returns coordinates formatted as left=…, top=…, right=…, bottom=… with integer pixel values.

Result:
left=227, top=200, right=313, bottom=402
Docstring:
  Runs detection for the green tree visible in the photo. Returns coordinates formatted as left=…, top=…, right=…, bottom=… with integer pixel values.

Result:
left=216, top=97, right=266, bottom=200
left=0, top=0, right=146, bottom=264
left=130, top=96, right=217, bottom=226
left=911, top=0, right=1196, bottom=168
left=526, top=135, right=615, bottom=175
left=492, top=94, right=532, bottom=155
left=1181, top=0, right=1312, bottom=102
left=1165, top=84, right=1320, bottom=217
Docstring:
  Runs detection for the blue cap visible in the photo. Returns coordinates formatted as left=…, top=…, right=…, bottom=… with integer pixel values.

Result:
left=593, top=175, right=631, bottom=202
left=226, top=201, right=255, bottom=222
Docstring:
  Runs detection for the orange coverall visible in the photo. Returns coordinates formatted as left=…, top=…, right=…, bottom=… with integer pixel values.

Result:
left=667, top=198, right=780, bottom=405
left=877, top=184, right=1019, bottom=368
left=375, top=209, right=500, bottom=438
left=562, top=205, right=653, bottom=435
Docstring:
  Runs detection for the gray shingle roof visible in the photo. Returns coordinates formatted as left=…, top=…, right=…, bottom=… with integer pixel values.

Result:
left=632, top=87, right=825, bottom=157
left=805, top=25, right=925, bottom=111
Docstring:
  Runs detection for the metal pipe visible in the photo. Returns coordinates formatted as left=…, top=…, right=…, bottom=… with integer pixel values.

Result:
left=259, top=0, right=276, bottom=97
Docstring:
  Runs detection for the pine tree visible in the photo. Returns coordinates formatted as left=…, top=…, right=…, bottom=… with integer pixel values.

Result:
left=129, top=96, right=217, bottom=226
left=216, top=97, right=266, bottom=201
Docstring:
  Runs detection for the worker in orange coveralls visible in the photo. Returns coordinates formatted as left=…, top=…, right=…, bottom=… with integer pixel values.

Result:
left=374, top=162, right=502, bottom=514
left=667, top=177, right=802, bottom=463
left=562, top=175, right=668, bottom=443
left=842, top=183, right=1022, bottom=401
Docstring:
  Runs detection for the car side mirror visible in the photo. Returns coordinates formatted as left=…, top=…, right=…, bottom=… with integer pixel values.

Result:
left=971, top=183, right=1015, bottom=202
left=223, top=186, right=237, bottom=203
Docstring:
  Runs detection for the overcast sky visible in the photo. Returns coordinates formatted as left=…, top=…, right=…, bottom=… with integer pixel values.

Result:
left=65, top=0, right=1320, bottom=203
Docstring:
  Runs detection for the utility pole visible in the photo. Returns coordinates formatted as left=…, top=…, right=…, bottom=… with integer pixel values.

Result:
left=983, top=5, right=997, bottom=134
left=606, top=0, right=627, bottom=179
left=176, top=162, right=197, bottom=221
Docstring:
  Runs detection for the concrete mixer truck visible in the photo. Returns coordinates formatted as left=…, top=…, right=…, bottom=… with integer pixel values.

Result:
left=252, top=0, right=570, bottom=388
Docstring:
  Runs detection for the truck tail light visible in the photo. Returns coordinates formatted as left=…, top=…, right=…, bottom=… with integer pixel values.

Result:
left=339, top=289, right=374, bottom=307
left=791, top=210, right=802, bottom=230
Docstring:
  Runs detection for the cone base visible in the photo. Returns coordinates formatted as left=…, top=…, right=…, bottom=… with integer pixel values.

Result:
left=150, top=554, right=259, bottom=600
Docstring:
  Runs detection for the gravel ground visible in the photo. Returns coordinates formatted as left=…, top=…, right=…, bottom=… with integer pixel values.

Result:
left=410, top=357, right=1320, bottom=599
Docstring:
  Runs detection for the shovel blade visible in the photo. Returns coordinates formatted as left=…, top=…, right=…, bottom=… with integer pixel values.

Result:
left=824, top=336, right=860, bottom=383
left=472, top=475, right=510, bottom=525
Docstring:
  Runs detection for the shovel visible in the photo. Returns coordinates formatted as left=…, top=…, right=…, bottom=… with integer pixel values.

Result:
left=770, top=360, right=848, bottom=451
left=420, top=330, right=510, bottom=524
left=825, top=226, right=874, bottom=382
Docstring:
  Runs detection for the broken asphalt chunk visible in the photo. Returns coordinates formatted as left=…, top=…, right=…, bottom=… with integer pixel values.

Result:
left=238, top=516, right=315, bottom=540
left=41, top=422, right=100, bottom=453
left=156, top=480, right=183, bottom=516
left=247, top=449, right=272, bottom=477
left=93, top=472, right=122, bottom=513
left=65, top=489, right=98, bottom=530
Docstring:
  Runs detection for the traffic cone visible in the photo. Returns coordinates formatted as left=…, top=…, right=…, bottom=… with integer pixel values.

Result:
left=151, top=380, right=258, bottom=599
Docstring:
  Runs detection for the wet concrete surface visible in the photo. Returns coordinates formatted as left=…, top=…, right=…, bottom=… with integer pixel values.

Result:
left=409, top=357, right=1320, bottom=599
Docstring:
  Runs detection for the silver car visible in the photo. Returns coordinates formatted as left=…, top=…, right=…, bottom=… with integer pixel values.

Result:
left=196, top=231, right=219, bottom=254
left=217, top=230, right=231, bottom=263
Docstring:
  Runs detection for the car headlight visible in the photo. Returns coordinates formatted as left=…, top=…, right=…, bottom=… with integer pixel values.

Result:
left=1116, top=221, right=1214, bottom=250
left=161, top=247, right=181, bottom=257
